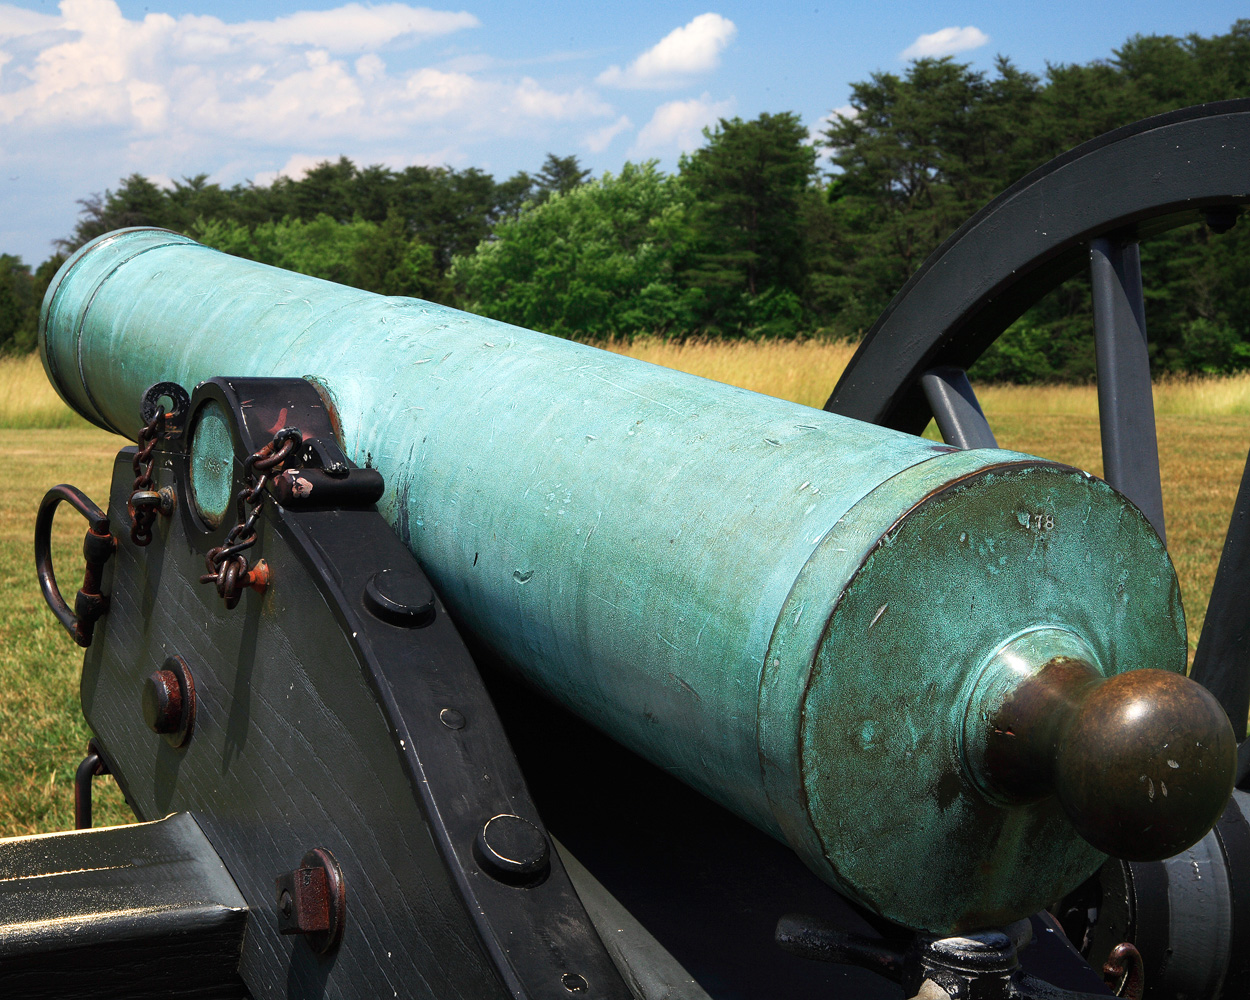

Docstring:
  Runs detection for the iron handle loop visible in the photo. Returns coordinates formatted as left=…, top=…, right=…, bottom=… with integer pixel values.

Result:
left=35, top=484, right=115, bottom=648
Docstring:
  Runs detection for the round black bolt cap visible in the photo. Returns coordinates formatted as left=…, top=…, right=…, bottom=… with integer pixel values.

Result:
left=440, top=708, right=466, bottom=730
left=475, top=813, right=550, bottom=885
left=363, top=569, right=435, bottom=628
left=142, top=670, right=182, bottom=734
left=562, top=973, right=588, bottom=993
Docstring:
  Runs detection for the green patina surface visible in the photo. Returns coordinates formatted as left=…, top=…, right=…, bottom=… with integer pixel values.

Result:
left=189, top=399, right=234, bottom=527
left=40, top=229, right=1186, bottom=932
left=763, top=464, right=1184, bottom=931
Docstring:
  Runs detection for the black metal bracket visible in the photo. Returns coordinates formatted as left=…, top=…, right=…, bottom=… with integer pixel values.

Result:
left=73, top=738, right=109, bottom=830
left=35, top=484, right=115, bottom=647
left=72, top=375, right=632, bottom=999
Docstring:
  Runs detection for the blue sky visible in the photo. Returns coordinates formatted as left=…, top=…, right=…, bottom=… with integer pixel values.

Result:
left=1, top=0, right=1245, bottom=263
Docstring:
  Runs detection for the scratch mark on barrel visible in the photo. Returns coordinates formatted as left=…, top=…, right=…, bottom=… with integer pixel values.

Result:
left=583, top=371, right=682, bottom=415
left=583, top=511, right=602, bottom=550
left=668, top=672, right=701, bottom=700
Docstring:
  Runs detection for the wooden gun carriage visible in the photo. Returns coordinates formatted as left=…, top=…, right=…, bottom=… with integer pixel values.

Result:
left=5, top=101, right=1250, bottom=1000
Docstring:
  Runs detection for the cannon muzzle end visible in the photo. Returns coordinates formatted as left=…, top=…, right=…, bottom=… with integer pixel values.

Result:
left=965, top=631, right=1236, bottom=862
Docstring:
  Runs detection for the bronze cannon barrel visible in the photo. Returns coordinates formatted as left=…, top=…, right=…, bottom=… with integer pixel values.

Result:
left=40, top=228, right=1235, bottom=933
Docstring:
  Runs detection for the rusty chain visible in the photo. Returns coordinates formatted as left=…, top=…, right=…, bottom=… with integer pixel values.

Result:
left=128, top=382, right=189, bottom=546
left=128, top=408, right=166, bottom=546
left=200, top=426, right=302, bottom=609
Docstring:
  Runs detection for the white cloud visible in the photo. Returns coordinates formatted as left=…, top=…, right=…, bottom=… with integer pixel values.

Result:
left=224, top=4, right=478, bottom=52
left=900, top=26, right=990, bottom=60
left=0, top=5, right=62, bottom=39
left=598, top=13, right=735, bottom=89
left=355, top=53, right=386, bottom=81
left=584, top=115, right=632, bottom=153
left=632, top=94, right=734, bottom=155
left=0, top=0, right=622, bottom=263
left=509, top=76, right=609, bottom=119
left=0, top=0, right=608, bottom=141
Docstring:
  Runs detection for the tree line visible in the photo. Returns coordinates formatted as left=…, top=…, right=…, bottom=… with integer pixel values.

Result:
left=3, top=21, right=1248, bottom=382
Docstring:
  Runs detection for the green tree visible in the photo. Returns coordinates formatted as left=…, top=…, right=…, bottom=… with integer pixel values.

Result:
left=351, top=210, right=440, bottom=299
left=820, top=25, right=1250, bottom=372
left=679, top=112, right=818, bottom=334
left=533, top=154, right=591, bottom=204
left=0, top=253, right=59, bottom=353
left=59, top=174, right=169, bottom=250
left=192, top=214, right=437, bottom=299
left=822, top=58, right=1043, bottom=336
left=451, top=162, right=697, bottom=338
left=0, top=255, right=32, bottom=352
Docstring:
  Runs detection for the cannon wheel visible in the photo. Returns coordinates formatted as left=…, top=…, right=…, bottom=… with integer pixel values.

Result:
left=825, top=99, right=1250, bottom=769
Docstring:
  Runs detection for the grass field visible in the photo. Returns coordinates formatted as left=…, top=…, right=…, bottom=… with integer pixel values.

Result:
left=2, top=343, right=1248, bottom=837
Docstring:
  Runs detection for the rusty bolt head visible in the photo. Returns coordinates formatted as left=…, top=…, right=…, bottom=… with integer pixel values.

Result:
left=141, top=670, right=182, bottom=734
left=140, top=655, right=196, bottom=748
left=274, top=848, right=346, bottom=954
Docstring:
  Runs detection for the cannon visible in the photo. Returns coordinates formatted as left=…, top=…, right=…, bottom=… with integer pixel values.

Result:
left=5, top=100, right=1250, bottom=1000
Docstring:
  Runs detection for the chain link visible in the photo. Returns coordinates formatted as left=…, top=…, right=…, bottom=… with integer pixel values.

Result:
left=200, top=427, right=301, bottom=609
left=129, top=408, right=166, bottom=546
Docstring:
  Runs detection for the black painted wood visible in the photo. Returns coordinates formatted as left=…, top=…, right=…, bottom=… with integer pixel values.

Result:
left=1090, top=239, right=1166, bottom=544
left=81, top=378, right=630, bottom=999
left=0, top=813, right=248, bottom=998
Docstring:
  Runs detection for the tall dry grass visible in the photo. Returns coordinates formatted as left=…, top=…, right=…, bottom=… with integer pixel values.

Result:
left=8, top=338, right=1250, bottom=425
left=601, top=336, right=859, bottom=410
left=0, top=353, right=91, bottom=429
left=605, top=336, right=1250, bottom=420
left=977, top=372, right=1250, bottom=418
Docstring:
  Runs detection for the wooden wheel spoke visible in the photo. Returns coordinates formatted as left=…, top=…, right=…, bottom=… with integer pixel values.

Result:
left=920, top=367, right=997, bottom=449
left=1190, top=444, right=1250, bottom=743
left=1090, top=238, right=1167, bottom=545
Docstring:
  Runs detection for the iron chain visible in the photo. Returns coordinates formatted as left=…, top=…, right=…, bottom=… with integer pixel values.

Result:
left=128, top=408, right=166, bottom=546
left=200, top=426, right=301, bottom=609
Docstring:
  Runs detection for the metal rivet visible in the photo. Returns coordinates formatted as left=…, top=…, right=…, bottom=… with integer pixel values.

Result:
left=363, top=569, right=435, bottom=628
left=474, top=813, right=550, bottom=886
left=440, top=708, right=465, bottom=730
left=562, top=973, right=588, bottom=993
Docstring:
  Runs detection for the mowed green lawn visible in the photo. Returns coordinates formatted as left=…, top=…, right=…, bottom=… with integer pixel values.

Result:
left=2, top=347, right=1248, bottom=836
